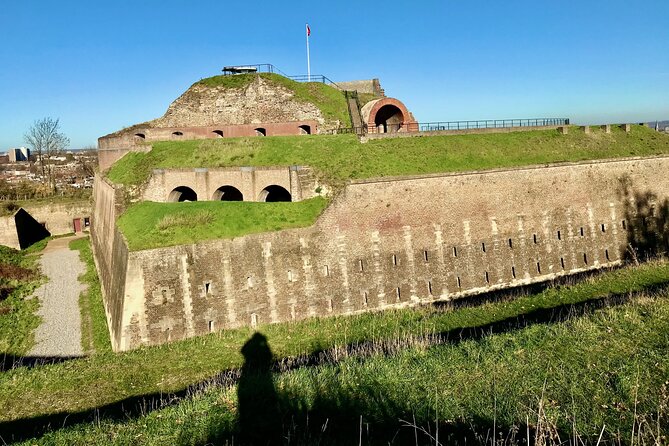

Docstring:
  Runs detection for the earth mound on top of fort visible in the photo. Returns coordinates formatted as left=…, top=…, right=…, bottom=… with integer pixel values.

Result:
left=112, top=73, right=351, bottom=134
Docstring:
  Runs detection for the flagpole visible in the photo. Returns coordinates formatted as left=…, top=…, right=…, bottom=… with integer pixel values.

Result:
left=306, top=24, right=311, bottom=82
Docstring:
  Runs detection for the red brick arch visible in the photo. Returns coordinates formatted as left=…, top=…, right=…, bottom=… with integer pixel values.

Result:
left=362, top=97, right=418, bottom=134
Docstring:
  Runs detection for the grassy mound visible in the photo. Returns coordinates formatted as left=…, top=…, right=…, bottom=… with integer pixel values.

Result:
left=107, top=125, right=669, bottom=187
left=117, top=197, right=329, bottom=251
left=195, top=73, right=351, bottom=127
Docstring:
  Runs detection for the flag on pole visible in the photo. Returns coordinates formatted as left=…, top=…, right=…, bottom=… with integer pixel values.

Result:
left=306, top=24, right=311, bottom=37
left=306, top=24, right=311, bottom=81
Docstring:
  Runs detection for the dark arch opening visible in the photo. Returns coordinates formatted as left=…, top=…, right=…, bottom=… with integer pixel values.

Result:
left=259, top=185, right=291, bottom=202
left=254, top=128, right=266, bottom=136
left=134, top=133, right=146, bottom=140
left=213, top=185, right=243, bottom=201
left=212, top=130, right=224, bottom=138
left=168, top=186, right=197, bottom=202
left=374, top=104, right=404, bottom=133
left=172, top=131, right=184, bottom=137
left=298, top=124, right=311, bottom=135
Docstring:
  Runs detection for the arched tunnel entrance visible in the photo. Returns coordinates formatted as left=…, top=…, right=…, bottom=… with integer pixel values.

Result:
left=374, top=104, right=404, bottom=133
left=259, top=185, right=291, bottom=202
left=213, top=185, right=243, bottom=201
left=168, top=186, right=198, bottom=202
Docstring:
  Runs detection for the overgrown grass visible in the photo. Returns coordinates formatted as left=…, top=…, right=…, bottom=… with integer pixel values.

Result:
left=0, top=241, right=48, bottom=356
left=107, top=125, right=669, bottom=187
left=69, top=237, right=111, bottom=355
left=116, top=197, right=329, bottom=251
left=2, top=259, right=669, bottom=432
left=21, top=291, right=669, bottom=445
left=0, top=196, right=90, bottom=217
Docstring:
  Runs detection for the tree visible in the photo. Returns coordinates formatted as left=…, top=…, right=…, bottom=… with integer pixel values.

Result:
left=24, top=117, right=70, bottom=192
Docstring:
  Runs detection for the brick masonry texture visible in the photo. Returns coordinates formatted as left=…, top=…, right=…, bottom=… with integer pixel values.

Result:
left=92, top=155, right=669, bottom=351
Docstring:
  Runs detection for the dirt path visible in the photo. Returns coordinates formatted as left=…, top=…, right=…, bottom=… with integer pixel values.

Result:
left=29, top=235, right=87, bottom=357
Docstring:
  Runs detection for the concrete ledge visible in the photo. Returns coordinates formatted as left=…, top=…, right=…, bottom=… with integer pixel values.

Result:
left=361, top=125, right=563, bottom=142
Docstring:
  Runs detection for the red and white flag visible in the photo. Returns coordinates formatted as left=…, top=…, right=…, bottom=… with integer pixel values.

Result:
left=306, top=24, right=311, bottom=37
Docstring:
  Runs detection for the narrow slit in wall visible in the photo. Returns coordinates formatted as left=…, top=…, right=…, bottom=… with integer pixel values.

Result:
left=453, top=246, right=458, bottom=257
left=508, top=238, right=513, bottom=248
left=484, top=271, right=489, bottom=283
left=481, top=242, right=486, bottom=253
left=536, top=262, right=541, bottom=274
left=392, top=254, right=398, bottom=266
left=605, top=249, right=610, bottom=261
left=423, top=250, right=429, bottom=262
left=324, top=265, right=329, bottom=277
left=583, top=253, right=588, bottom=265
left=533, top=234, right=538, bottom=244
left=580, top=227, right=584, bottom=237
left=208, top=320, right=215, bottom=332
left=363, top=291, right=368, bottom=306
left=601, top=223, right=606, bottom=233
left=396, top=287, right=401, bottom=301
left=456, top=276, right=461, bottom=288
left=204, top=282, right=211, bottom=295
left=622, top=220, right=627, bottom=230
left=557, top=230, right=561, bottom=240
left=358, top=260, right=364, bottom=272
left=511, top=266, right=516, bottom=279
left=427, top=281, right=433, bottom=295
left=560, top=257, right=565, bottom=269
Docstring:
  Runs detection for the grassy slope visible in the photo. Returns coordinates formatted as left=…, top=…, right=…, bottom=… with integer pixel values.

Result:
left=69, top=237, right=112, bottom=354
left=25, top=292, right=669, bottom=445
left=0, top=240, right=49, bottom=355
left=195, top=73, right=350, bottom=127
left=117, top=197, right=328, bottom=251
left=107, top=125, right=669, bottom=187
left=2, top=260, right=669, bottom=427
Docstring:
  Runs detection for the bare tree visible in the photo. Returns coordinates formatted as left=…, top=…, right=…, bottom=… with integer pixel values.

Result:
left=24, top=117, right=70, bottom=192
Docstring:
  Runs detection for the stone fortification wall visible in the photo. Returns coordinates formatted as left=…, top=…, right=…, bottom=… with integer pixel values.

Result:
left=90, top=175, right=130, bottom=350
left=0, top=201, right=91, bottom=250
left=142, top=166, right=318, bottom=203
left=336, top=79, right=384, bottom=96
left=99, top=155, right=669, bottom=351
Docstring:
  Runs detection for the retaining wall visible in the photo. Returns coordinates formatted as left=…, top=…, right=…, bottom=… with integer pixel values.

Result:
left=94, top=156, right=669, bottom=351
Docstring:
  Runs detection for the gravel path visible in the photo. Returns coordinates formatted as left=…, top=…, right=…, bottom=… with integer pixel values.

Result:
left=29, top=235, right=87, bottom=357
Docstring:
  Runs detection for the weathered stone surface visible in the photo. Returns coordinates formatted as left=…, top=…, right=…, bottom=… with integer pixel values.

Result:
left=92, top=155, right=669, bottom=352
left=149, top=76, right=327, bottom=129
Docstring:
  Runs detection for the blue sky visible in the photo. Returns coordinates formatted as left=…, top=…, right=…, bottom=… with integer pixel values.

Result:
left=1, top=0, right=668, bottom=150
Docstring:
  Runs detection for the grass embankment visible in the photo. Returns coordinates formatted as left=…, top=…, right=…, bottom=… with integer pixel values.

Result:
left=69, top=237, right=111, bottom=354
left=2, top=260, right=669, bottom=438
left=117, top=197, right=329, bottom=251
left=0, top=240, right=48, bottom=355
left=25, top=289, right=669, bottom=445
left=0, top=195, right=91, bottom=217
left=196, top=73, right=351, bottom=128
left=107, top=125, right=669, bottom=187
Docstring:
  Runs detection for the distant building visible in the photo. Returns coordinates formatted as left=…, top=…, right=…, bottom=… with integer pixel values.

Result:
left=7, top=147, right=30, bottom=163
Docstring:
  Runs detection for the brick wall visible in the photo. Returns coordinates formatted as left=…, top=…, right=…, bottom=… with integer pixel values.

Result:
left=94, top=155, right=669, bottom=351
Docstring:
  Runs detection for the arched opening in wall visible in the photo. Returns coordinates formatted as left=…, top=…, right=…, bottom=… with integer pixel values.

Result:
left=212, top=185, right=243, bottom=201
left=168, top=186, right=198, bottom=202
left=254, top=128, right=266, bottom=136
left=212, top=130, right=224, bottom=138
left=298, top=124, right=311, bottom=135
left=374, top=104, right=404, bottom=133
left=172, top=131, right=184, bottom=137
left=134, top=133, right=146, bottom=141
left=258, top=185, right=291, bottom=202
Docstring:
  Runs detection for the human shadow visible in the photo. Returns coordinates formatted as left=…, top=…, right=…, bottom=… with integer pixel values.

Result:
left=237, top=332, right=281, bottom=445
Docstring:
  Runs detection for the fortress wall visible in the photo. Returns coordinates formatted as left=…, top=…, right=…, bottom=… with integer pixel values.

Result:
left=98, top=121, right=320, bottom=171
left=0, top=201, right=91, bottom=250
left=91, top=175, right=130, bottom=350
left=110, top=155, right=669, bottom=351
left=142, top=166, right=316, bottom=202
left=0, top=216, right=20, bottom=249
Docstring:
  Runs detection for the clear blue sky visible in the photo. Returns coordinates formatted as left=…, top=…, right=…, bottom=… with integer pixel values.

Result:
left=1, top=0, right=668, bottom=150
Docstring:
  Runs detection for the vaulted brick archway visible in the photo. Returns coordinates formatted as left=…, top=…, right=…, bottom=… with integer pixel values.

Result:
left=361, top=97, right=418, bottom=134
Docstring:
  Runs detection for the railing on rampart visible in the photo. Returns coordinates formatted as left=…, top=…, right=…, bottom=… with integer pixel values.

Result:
left=326, top=118, right=570, bottom=136
left=221, top=63, right=339, bottom=87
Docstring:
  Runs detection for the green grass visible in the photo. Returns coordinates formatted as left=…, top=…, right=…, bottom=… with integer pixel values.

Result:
left=116, top=197, right=329, bottom=251
left=2, top=259, right=669, bottom=431
left=193, top=73, right=350, bottom=127
left=0, top=196, right=90, bottom=217
left=69, top=237, right=112, bottom=355
left=107, top=125, right=669, bottom=187
left=22, top=291, right=669, bottom=445
left=0, top=241, right=48, bottom=356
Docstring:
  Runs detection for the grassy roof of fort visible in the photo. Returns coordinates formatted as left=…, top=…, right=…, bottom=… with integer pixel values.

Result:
left=108, top=125, right=669, bottom=250
left=108, top=124, right=669, bottom=188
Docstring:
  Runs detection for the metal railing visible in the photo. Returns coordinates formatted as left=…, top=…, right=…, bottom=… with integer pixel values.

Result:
left=416, top=118, right=569, bottom=132
left=326, top=118, right=569, bottom=136
left=221, top=63, right=340, bottom=87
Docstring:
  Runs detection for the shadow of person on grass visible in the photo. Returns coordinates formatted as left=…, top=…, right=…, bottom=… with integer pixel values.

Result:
left=238, top=332, right=281, bottom=445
